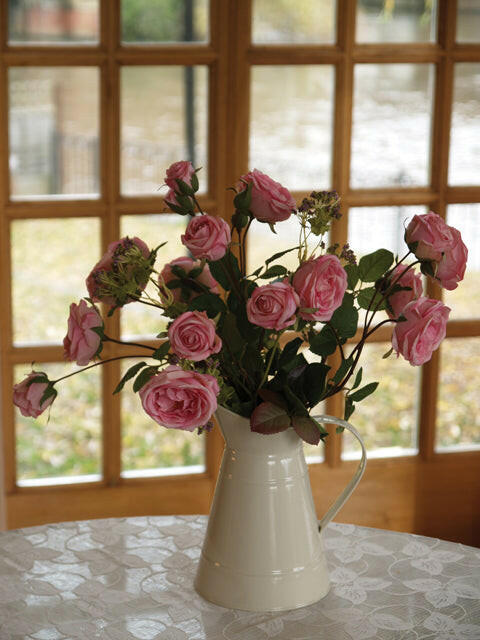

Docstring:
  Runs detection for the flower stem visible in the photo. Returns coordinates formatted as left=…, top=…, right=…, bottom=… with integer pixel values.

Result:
left=52, top=355, right=150, bottom=384
left=103, top=336, right=156, bottom=351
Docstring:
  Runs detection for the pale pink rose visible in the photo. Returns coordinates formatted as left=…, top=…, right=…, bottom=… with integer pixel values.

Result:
left=435, top=227, right=468, bottom=291
left=181, top=215, right=231, bottom=261
left=13, top=372, right=56, bottom=418
left=160, top=257, right=220, bottom=303
left=246, top=281, right=299, bottom=331
left=293, top=254, right=347, bottom=322
left=165, top=160, right=195, bottom=190
left=63, top=300, right=103, bottom=366
left=392, top=297, right=450, bottom=366
left=405, top=212, right=455, bottom=262
left=168, top=311, right=222, bottom=361
left=164, top=188, right=180, bottom=208
left=139, top=365, right=219, bottom=431
left=386, top=265, right=423, bottom=319
left=86, top=236, right=150, bottom=307
left=237, top=169, right=296, bottom=223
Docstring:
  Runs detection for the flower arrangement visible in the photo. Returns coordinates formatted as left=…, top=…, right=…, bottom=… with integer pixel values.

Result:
left=14, top=162, right=467, bottom=446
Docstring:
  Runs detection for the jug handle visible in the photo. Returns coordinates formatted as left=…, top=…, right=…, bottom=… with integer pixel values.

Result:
left=312, top=414, right=367, bottom=532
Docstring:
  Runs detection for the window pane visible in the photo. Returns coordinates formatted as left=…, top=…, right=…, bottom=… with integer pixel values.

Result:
left=342, top=343, right=419, bottom=458
left=121, top=66, right=208, bottom=196
left=120, top=214, right=187, bottom=339
left=9, top=67, right=100, bottom=198
left=9, top=0, right=99, bottom=44
left=444, top=204, right=480, bottom=320
left=448, top=64, right=480, bottom=186
left=351, top=64, right=434, bottom=188
left=457, top=0, right=480, bottom=42
left=121, top=361, right=205, bottom=476
left=250, top=66, right=334, bottom=191
left=252, top=0, right=335, bottom=44
left=12, top=218, right=100, bottom=345
left=356, top=0, right=437, bottom=43
left=121, top=0, right=208, bottom=43
left=247, top=216, right=305, bottom=273
left=15, top=362, right=101, bottom=484
left=436, top=338, right=480, bottom=451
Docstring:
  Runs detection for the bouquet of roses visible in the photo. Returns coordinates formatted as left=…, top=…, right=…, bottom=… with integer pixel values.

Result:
left=14, top=161, right=467, bottom=445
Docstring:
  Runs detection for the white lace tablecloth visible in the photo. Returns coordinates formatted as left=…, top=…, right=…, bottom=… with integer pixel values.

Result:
left=1, top=516, right=480, bottom=640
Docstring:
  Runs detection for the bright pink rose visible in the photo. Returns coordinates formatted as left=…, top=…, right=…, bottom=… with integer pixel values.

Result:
left=386, top=265, right=423, bottom=319
left=247, top=281, right=299, bottom=331
left=86, top=236, right=150, bottom=307
left=13, top=372, right=56, bottom=418
left=160, top=257, right=220, bottom=303
left=168, top=311, right=222, bottom=361
left=435, top=227, right=468, bottom=291
left=405, top=212, right=455, bottom=262
left=237, top=169, right=296, bottom=223
left=139, top=365, right=219, bottom=431
left=293, top=254, right=347, bottom=322
left=63, top=300, right=103, bottom=366
left=165, top=160, right=195, bottom=190
left=392, top=297, right=450, bottom=366
left=181, top=215, right=231, bottom=261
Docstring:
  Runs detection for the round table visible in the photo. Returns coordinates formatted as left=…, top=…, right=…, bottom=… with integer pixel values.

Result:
left=1, top=516, right=479, bottom=639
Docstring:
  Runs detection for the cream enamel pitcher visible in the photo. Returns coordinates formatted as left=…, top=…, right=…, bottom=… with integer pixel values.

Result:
left=194, top=405, right=367, bottom=612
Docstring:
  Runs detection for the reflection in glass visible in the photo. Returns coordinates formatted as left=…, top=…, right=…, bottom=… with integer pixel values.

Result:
left=121, top=66, right=208, bottom=195
left=9, top=0, right=99, bottom=44
left=252, top=0, right=335, bottom=44
left=250, top=66, right=334, bottom=191
left=121, top=0, right=208, bottom=43
left=457, top=0, right=480, bottom=42
left=449, top=64, right=480, bottom=186
left=444, top=204, right=480, bottom=319
left=437, top=338, right=480, bottom=451
left=9, top=67, right=99, bottom=198
left=15, top=363, right=101, bottom=483
left=120, top=215, right=187, bottom=338
left=356, top=0, right=436, bottom=42
left=12, top=218, right=100, bottom=345
left=351, top=64, right=433, bottom=188
left=121, top=360, right=205, bottom=475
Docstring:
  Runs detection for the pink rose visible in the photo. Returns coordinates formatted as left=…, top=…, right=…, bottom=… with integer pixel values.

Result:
left=386, top=265, right=423, bottom=319
left=246, top=281, right=299, bottom=331
left=237, top=169, right=296, bottom=223
left=165, top=160, right=195, bottom=190
left=181, top=214, right=231, bottom=261
left=392, top=297, right=450, bottom=366
left=436, top=227, right=468, bottom=291
left=293, top=254, right=347, bottom=322
left=160, top=257, right=220, bottom=303
left=164, top=188, right=180, bottom=208
left=405, top=212, right=454, bottom=262
left=63, top=300, right=103, bottom=366
left=13, top=372, right=56, bottom=418
left=86, top=236, right=150, bottom=307
left=139, top=365, right=219, bottom=431
left=168, top=311, right=222, bottom=361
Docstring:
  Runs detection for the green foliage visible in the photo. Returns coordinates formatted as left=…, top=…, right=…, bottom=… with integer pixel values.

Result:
left=133, top=366, right=158, bottom=392
left=357, top=286, right=387, bottom=311
left=344, top=263, right=359, bottom=290
left=113, top=362, right=148, bottom=394
left=358, top=249, right=394, bottom=282
left=309, top=325, right=338, bottom=358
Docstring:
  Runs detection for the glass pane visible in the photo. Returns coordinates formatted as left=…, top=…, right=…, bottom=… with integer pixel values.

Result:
left=121, top=0, right=208, bottom=43
left=356, top=0, right=437, bottom=43
left=121, top=66, right=208, bottom=196
left=120, top=214, right=187, bottom=338
left=448, top=64, right=480, bottom=186
left=351, top=64, right=434, bottom=189
left=342, top=343, right=419, bottom=458
left=457, top=0, right=480, bottom=42
left=15, top=362, right=101, bottom=484
left=252, top=0, right=335, bottom=44
left=9, top=0, right=99, bottom=44
left=436, top=338, right=480, bottom=451
left=444, top=204, right=480, bottom=319
left=9, top=67, right=100, bottom=198
left=121, top=361, right=205, bottom=475
left=247, top=216, right=306, bottom=273
left=12, top=218, right=100, bottom=345
left=250, top=66, right=334, bottom=191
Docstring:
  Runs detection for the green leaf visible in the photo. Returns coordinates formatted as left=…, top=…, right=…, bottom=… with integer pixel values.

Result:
left=420, top=260, right=437, bottom=278
left=258, top=389, right=287, bottom=409
left=265, top=245, right=300, bottom=266
left=233, top=182, right=252, bottom=210
left=133, top=366, right=158, bottom=393
left=278, top=337, right=303, bottom=370
left=382, top=346, right=394, bottom=359
left=291, top=415, right=327, bottom=445
left=249, top=266, right=263, bottom=278
left=344, top=264, right=359, bottom=290
left=207, top=258, right=230, bottom=290
left=344, top=396, right=355, bottom=421
left=175, top=178, right=195, bottom=196
left=358, top=249, right=394, bottom=282
left=221, top=313, right=244, bottom=355
left=331, top=357, right=353, bottom=385
left=309, top=325, right=338, bottom=358
left=113, top=361, right=148, bottom=394
left=152, top=341, right=170, bottom=361
left=251, top=402, right=291, bottom=434
left=329, top=303, right=359, bottom=339
left=259, top=265, right=288, bottom=279
left=40, top=384, right=57, bottom=406
left=357, top=287, right=386, bottom=311
left=190, top=172, right=199, bottom=193
left=283, top=385, right=309, bottom=417
left=189, top=293, right=227, bottom=317
left=26, top=374, right=49, bottom=387
left=348, top=381, right=379, bottom=403
left=303, top=363, right=330, bottom=407
left=351, top=367, right=363, bottom=390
